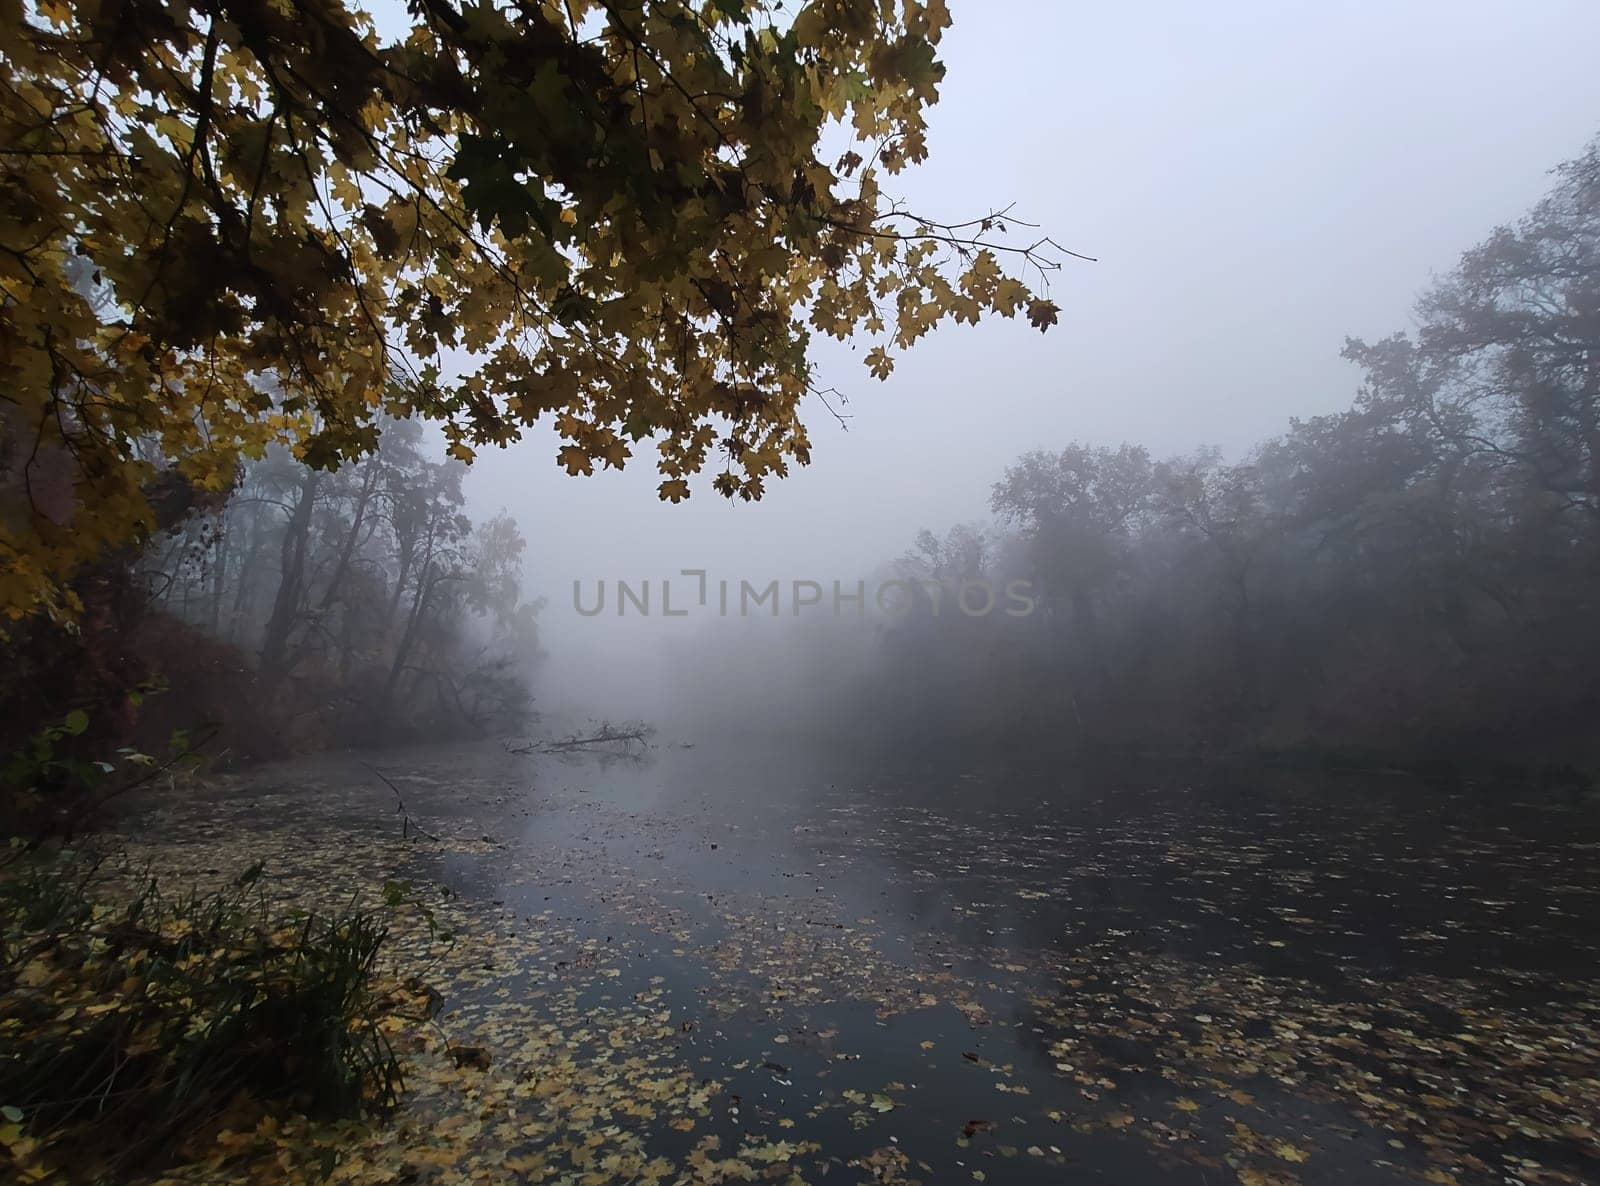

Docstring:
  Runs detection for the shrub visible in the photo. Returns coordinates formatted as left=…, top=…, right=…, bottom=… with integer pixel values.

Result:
left=0, top=693, right=205, bottom=845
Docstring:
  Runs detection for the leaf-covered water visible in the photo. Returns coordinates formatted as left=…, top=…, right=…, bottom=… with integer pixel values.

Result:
left=116, top=743, right=1600, bottom=1185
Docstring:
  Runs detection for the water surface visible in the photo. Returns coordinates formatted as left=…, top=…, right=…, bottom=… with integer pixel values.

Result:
left=144, top=740, right=1600, bottom=1185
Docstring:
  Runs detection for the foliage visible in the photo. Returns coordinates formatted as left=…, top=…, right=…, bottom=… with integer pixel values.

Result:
left=0, top=851, right=402, bottom=1179
left=0, top=0, right=1065, bottom=623
left=0, top=690, right=207, bottom=842
left=2, top=705, right=100, bottom=807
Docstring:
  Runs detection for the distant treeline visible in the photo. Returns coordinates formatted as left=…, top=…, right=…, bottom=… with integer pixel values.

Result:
left=693, top=137, right=1600, bottom=768
left=3, top=419, right=541, bottom=764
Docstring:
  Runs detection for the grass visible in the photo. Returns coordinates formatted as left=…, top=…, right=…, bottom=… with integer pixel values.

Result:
left=0, top=850, right=404, bottom=1178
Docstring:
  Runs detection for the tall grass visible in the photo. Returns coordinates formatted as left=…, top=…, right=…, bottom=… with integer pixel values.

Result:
left=0, top=852, right=403, bottom=1175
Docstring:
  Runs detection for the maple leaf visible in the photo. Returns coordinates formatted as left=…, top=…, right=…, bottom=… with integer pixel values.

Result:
left=993, top=277, right=1028, bottom=317
left=1027, top=299, right=1061, bottom=331
left=558, top=446, right=594, bottom=476
left=0, top=0, right=1066, bottom=622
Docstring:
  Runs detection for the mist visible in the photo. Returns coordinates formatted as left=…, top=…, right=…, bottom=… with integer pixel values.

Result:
left=459, top=0, right=1600, bottom=748
left=7, top=4, right=1600, bottom=1184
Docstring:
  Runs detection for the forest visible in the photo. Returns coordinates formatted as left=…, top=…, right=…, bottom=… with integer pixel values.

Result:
left=685, top=139, right=1600, bottom=772
left=3, top=419, right=543, bottom=765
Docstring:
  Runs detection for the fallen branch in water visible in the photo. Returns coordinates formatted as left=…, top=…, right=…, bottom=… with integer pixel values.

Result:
left=506, top=720, right=655, bottom=756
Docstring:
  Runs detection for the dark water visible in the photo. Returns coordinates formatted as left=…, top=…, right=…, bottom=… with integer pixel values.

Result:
left=211, top=740, right=1600, bottom=1184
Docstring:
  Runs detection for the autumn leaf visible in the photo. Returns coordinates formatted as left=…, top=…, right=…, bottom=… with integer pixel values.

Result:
left=1027, top=299, right=1061, bottom=331
left=1272, top=1140, right=1310, bottom=1163
left=0, top=0, right=1065, bottom=622
left=558, top=447, right=594, bottom=476
left=993, top=277, right=1028, bottom=316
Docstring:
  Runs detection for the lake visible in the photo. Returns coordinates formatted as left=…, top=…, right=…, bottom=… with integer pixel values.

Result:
left=120, top=739, right=1600, bottom=1185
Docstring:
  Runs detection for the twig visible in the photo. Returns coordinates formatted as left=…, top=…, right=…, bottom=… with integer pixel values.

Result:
left=361, top=762, right=440, bottom=842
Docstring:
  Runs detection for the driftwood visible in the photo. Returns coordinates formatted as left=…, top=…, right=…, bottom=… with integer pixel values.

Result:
left=506, top=721, right=655, bottom=756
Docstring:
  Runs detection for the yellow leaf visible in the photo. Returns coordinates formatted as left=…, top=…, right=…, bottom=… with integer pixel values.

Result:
left=559, top=446, right=594, bottom=476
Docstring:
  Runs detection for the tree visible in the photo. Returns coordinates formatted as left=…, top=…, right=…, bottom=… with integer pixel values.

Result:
left=988, top=443, right=1156, bottom=719
left=1414, top=138, right=1600, bottom=527
left=0, top=0, right=1068, bottom=622
left=135, top=421, right=541, bottom=746
left=991, top=443, right=1155, bottom=632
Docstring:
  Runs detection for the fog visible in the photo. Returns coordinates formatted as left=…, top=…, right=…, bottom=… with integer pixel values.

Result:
left=446, top=0, right=1600, bottom=727
left=13, top=6, right=1600, bottom=1182
left=80, top=2, right=1600, bottom=763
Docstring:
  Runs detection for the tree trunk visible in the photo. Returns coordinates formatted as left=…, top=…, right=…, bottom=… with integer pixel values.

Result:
left=259, top=469, right=319, bottom=677
left=209, top=513, right=228, bottom=636
left=318, top=462, right=378, bottom=615
left=376, top=562, right=433, bottom=731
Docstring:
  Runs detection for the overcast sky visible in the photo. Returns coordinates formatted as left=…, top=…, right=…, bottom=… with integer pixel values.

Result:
left=445, top=0, right=1600, bottom=703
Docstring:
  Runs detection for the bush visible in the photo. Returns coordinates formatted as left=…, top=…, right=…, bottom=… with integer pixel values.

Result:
left=0, top=852, right=402, bottom=1178
left=0, top=692, right=205, bottom=845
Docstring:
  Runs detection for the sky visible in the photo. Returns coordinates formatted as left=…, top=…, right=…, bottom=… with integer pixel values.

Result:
left=440, top=0, right=1600, bottom=707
